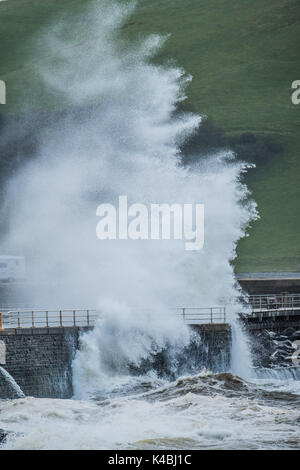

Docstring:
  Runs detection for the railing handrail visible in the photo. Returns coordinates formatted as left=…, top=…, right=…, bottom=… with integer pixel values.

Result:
left=170, top=306, right=226, bottom=324
left=169, top=305, right=226, bottom=310
left=248, top=293, right=300, bottom=297
left=0, top=306, right=227, bottom=329
left=0, top=308, right=99, bottom=330
left=248, top=294, right=300, bottom=300
left=246, top=293, right=300, bottom=311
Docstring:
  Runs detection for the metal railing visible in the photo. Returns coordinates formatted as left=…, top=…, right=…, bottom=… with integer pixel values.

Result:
left=0, top=306, right=227, bottom=330
left=0, top=309, right=98, bottom=330
left=172, top=307, right=226, bottom=324
left=247, top=293, right=300, bottom=311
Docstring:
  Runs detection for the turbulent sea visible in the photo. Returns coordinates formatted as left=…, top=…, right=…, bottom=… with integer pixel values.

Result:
left=1, top=370, right=300, bottom=450
left=1, top=0, right=299, bottom=451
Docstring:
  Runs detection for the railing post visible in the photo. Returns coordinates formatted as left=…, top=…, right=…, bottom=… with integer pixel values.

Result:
left=224, top=307, right=226, bottom=323
left=17, top=312, right=20, bottom=328
left=182, top=308, right=185, bottom=322
left=46, top=311, right=49, bottom=328
left=210, top=308, right=213, bottom=323
left=32, top=311, right=35, bottom=328
left=0, top=312, right=2, bottom=330
left=73, top=310, right=76, bottom=326
left=59, top=310, right=63, bottom=328
left=87, top=310, right=90, bottom=327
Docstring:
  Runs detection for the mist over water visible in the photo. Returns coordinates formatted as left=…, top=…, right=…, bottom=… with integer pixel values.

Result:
left=1, top=0, right=257, bottom=406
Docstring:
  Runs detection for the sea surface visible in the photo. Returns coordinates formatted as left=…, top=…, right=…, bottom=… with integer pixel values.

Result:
left=1, top=370, right=300, bottom=450
left=1, top=0, right=297, bottom=451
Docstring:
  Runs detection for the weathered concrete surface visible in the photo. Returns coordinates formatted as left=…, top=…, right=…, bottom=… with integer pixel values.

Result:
left=237, top=272, right=300, bottom=294
left=136, top=324, right=232, bottom=378
left=190, top=324, right=232, bottom=373
left=241, top=311, right=300, bottom=331
left=0, top=327, right=89, bottom=399
left=192, top=323, right=231, bottom=332
left=244, top=319, right=300, bottom=331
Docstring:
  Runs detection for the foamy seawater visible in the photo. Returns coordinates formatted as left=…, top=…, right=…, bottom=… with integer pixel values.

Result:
left=1, top=371, right=300, bottom=450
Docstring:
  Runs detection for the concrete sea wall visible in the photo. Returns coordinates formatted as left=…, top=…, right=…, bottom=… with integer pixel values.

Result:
left=0, top=327, right=85, bottom=399
left=0, top=324, right=232, bottom=399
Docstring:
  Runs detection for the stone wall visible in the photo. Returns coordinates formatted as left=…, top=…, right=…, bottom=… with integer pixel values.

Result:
left=0, top=327, right=87, bottom=399
left=0, top=324, right=232, bottom=399
left=131, top=324, right=232, bottom=378
left=189, top=324, right=232, bottom=372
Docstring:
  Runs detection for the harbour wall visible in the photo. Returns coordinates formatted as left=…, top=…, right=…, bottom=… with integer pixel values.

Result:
left=0, top=327, right=86, bottom=399
left=0, top=324, right=232, bottom=399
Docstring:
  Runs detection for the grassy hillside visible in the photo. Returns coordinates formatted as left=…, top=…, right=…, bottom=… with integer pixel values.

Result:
left=0, top=0, right=300, bottom=272
left=127, top=0, right=300, bottom=272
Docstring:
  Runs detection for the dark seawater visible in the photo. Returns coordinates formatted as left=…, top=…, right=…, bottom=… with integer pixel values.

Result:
left=0, top=369, right=300, bottom=450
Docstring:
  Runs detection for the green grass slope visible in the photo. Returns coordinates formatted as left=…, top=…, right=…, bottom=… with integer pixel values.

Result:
left=128, top=0, right=300, bottom=272
left=0, top=0, right=300, bottom=272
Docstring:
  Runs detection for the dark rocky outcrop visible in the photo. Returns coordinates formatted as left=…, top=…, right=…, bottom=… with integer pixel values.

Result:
left=248, top=327, right=300, bottom=368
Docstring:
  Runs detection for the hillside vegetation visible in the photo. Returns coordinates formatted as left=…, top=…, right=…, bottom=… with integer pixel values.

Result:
left=0, top=0, right=300, bottom=272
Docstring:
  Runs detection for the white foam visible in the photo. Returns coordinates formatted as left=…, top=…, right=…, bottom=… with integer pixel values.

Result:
left=1, top=0, right=256, bottom=394
left=0, top=366, right=25, bottom=398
